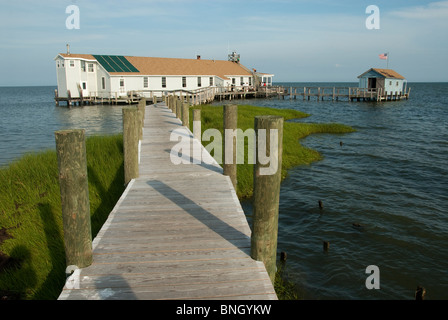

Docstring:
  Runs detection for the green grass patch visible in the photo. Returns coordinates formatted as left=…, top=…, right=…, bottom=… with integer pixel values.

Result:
left=0, top=134, right=125, bottom=300
left=190, top=104, right=355, bottom=199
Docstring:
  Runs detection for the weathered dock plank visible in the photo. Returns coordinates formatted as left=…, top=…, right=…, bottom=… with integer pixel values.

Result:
left=58, top=102, right=277, bottom=300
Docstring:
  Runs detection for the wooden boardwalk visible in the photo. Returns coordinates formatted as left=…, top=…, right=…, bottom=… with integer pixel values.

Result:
left=58, top=102, right=277, bottom=300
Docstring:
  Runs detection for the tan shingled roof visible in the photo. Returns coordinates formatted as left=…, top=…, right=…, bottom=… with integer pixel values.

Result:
left=123, top=56, right=252, bottom=80
left=358, top=68, right=405, bottom=79
left=58, top=54, right=253, bottom=80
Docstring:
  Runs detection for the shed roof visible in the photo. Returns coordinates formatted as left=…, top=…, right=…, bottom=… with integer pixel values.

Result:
left=57, top=53, right=254, bottom=80
left=358, top=68, right=405, bottom=79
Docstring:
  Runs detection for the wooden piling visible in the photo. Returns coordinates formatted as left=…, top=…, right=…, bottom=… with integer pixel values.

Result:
left=415, top=286, right=426, bottom=300
left=55, top=129, right=92, bottom=268
left=170, top=96, right=175, bottom=114
left=123, top=107, right=139, bottom=185
left=182, top=102, right=189, bottom=129
left=319, top=200, right=324, bottom=210
left=176, top=98, right=182, bottom=120
left=193, top=109, right=201, bottom=140
left=137, top=98, right=146, bottom=140
left=280, top=251, right=287, bottom=262
left=251, top=115, right=284, bottom=283
left=223, top=104, right=238, bottom=190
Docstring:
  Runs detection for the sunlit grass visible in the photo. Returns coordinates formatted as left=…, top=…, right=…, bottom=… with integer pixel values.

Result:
left=0, top=134, right=124, bottom=299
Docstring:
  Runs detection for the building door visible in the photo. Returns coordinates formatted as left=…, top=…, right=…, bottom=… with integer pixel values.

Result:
left=81, top=82, right=88, bottom=97
left=119, top=79, right=126, bottom=95
left=368, top=78, right=377, bottom=89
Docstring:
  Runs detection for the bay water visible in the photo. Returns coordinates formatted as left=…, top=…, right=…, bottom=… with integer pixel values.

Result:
left=0, top=83, right=447, bottom=299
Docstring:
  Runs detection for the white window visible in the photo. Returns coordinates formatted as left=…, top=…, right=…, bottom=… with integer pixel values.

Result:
left=69, top=60, right=75, bottom=68
left=143, top=77, right=148, bottom=88
left=88, top=63, right=94, bottom=72
left=162, top=77, right=166, bottom=88
left=120, top=79, right=125, bottom=87
left=197, top=77, right=202, bottom=87
left=102, top=77, right=106, bottom=90
left=81, top=61, right=86, bottom=72
left=209, top=77, right=213, bottom=86
left=240, top=77, right=244, bottom=85
left=182, top=77, right=187, bottom=88
left=249, top=77, right=252, bottom=86
left=56, top=60, right=60, bottom=68
left=82, top=82, right=87, bottom=90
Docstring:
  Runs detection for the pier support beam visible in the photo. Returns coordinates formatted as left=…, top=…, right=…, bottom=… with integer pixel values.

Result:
left=55, top=129, right=92, bottom=269
left=251, top=116, right=284, bottom=283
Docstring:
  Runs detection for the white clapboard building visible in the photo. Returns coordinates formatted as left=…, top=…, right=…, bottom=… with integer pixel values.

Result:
left=54, top=48, right=274, bottom=99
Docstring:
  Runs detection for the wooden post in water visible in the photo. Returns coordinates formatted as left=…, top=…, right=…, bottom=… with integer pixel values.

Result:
left=67, top=90, right=72, bottom=107
left=54, top=89, right=59, bottom=106
left=182, top=102, right=189, bottom=129
left=55, top=129, right=92, bottom=268
left=123, top=107, right=139, bottom=185
left=223, top=104, right=238, bottom=190
left=251, top=115, right=284, bottom=283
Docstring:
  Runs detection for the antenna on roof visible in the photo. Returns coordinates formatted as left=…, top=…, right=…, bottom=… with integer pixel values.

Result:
left=228, top=51, right=240, bottom=63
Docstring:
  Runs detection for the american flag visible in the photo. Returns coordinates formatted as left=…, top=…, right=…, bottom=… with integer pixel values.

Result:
left=379, top=53, right=388, bottom=60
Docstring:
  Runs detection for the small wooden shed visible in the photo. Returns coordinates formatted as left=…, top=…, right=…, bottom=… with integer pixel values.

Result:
left=358, top=68, right=407, bottom=96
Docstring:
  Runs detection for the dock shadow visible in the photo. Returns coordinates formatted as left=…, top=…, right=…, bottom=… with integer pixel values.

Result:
left=163, top=148, right=223, bottom=174
left=92, top=275, right=138, bottom=300
left=146, top=180, right=250, bottom=251
left=163, top=120, right=183, bottom=126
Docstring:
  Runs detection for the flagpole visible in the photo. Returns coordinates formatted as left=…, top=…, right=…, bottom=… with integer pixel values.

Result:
left=387, top=52, right=389, bottom=69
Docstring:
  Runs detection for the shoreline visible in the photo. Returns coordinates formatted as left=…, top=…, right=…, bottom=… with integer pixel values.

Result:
left=0, top=104, right=355, bottom=300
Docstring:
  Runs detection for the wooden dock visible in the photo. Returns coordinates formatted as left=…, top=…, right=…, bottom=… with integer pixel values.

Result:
left=280, top=86, right=410, bottom=102
left=58, top=101, right=277, bottom=300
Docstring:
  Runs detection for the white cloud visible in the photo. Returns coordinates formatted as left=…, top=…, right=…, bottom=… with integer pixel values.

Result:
left=389, top=1, right=448, bottom=20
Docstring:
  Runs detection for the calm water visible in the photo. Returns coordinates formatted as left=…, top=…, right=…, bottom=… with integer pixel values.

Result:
left=233, top=82, right=448, bottom=300
left=1, top=84, right=447, bottom=299
left=0, top=86, right=124, bottom=166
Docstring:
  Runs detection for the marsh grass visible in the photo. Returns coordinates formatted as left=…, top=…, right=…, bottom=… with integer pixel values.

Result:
left=0, top=134, right=124, bottom=299
left=190, top=104, right=355, bottom=199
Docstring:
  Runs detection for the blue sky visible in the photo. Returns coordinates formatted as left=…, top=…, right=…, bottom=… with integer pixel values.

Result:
left=1, top=0, right=447, bottom=86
